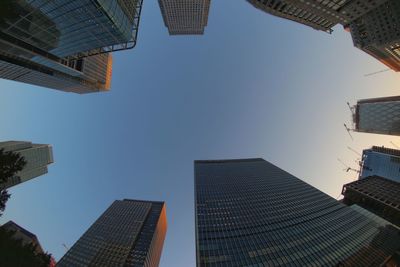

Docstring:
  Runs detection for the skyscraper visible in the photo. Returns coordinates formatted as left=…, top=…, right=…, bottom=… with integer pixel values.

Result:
left=0, top=0, right=143, bottom=93
left=247, top=0, right=387, bottom=33
left=359, top=146, right=400, bottom=182
left=58, top=199, right=167, bottom=267
left=195, top=158, right=400, bottom=266
left=347, top=0, right=400, bottom=72
left=342, top=175, right=400, bottom=227
left=352, top=95, right=400, bottom=136
left=0, top=141, right=53, bottom=189
left=158, top=0, right=211, bottom=35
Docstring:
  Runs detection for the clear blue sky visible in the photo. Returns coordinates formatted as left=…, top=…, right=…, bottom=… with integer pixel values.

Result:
left=0, top=1, right=399, bottom=266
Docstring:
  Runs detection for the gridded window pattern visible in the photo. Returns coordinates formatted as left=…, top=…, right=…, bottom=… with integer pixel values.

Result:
left=0, top=0, right=140, bottom=58
left=355, top=98, right=400, bottom=136
left=195, top=159, right=400, bottom=267
left=57, top=199, right=167, bottom=267
left=158, top=0, right=210, bottom=35
left=348, top=0, right=400, bottom=71
left=0, top=141, right=53, bottom=189
left=342, top=176, right=400, bottom=227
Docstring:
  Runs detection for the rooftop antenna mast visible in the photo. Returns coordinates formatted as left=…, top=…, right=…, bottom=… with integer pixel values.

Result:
left=347, top=146, right=361, bottom=157
left=364, top=68, right=390, bottom=77
left=337, top=158, right=359, bottom=174
left=62, top=243, right=69, bottom=251
left=344, top=123, right=354, bottom=141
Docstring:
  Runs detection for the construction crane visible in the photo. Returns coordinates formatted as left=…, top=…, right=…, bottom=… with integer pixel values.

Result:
left=364, top=68, right=390, bottom=77
left=344, top=123, right=354, bottom=141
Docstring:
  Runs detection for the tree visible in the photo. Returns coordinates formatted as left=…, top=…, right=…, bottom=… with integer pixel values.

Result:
left=0, top=227, right=51, bottom=267
left=0, top=149, right=27, bottom=216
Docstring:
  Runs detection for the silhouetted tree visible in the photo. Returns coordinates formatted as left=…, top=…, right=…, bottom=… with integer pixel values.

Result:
left=0, top=148, right=26, bottom=216
left=0, top=227, right=51, bottom=267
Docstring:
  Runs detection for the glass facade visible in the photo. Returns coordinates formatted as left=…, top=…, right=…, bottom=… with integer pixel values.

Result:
left=0, top=0, right=142, bottom=93
left=0, top=141, right=54, bottom=189
left=195, top=158, right=400, bottom=267
left=57, top=199, right=167, bottom=267
left=354, top=96, right=400, bottom=136
left=158, top=0, right=210, bottom=35
left=359, top=146, right=400, bottom=182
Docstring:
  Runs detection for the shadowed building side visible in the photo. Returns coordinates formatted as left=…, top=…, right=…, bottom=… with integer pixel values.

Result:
left=57, top=199, right=167, bottom=267
left=195, top=158, right=400, bottom=266
left=0, top=141, right=53, bottom=189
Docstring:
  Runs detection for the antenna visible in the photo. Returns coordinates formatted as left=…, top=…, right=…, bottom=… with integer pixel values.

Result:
left=344, top=123, right=354, bottom=141
left=337, top=158, right=359, bottom=173
left=62, top=243, right=69, bottom=251
left=364, top=68, right=390, bottom=77
left=347, top=146, right=361, bottom=157
left=390, top=141, right=400, bottom=149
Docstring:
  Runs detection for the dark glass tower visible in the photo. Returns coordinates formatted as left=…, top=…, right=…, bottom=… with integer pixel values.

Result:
left=58, top=199, right=167, bottom=267
left=0, top=0, right=143, bottom=93
left=195, top=158, right=400, bottom=266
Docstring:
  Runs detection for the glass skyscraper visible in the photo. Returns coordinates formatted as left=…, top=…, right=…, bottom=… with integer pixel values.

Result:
left=158, top=0, right=211, bottom=35
left=352, top=95, right=400, bottom=136
left=359, top=146, right=400, bottom=182
left=0, top=141, right=54, bottom=189
left=0, top=0, right=143, bottom=93
left=58, top=199, right=167, bottom=267
left=195, top=158, right=400, bottom=266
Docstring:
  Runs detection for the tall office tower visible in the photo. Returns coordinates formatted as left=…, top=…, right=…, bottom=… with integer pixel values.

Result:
left=0, top=0, right=143, bottom=93
left=247, top=0, right=387, bottom=33
left=352, top=95, right=400, bottom=136
left=358, top=146, right=400, bottom=183
left=342, top=176, right=400, bottom=227
left=0, top=141, right=54, bottom=189
left=347, top=0, right=400, bottom=72
left=195, top=158, right=400, bottom=266
left=158, top=0, right=211, bottom=35
left=58, top=199, right=167, bottom=267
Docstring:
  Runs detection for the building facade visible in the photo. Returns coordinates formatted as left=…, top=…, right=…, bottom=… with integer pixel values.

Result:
left=158, top=0, right=210, bottom=35
left=0, top=0, right=143, bottom=93
left=195, top=158, right=400, bottom=266
left=247, top=0, right=388, bottom=33
left=359, top=146, right=400, bottom=182
left=342, top=175, right=400, bottom=227
left=352, top=95, right=400, bottom=136
left=0, top=141, right=54, bottom=189
left=347, top=0, right=400, bottom=72
left=58, top=199, right=167, bottom=267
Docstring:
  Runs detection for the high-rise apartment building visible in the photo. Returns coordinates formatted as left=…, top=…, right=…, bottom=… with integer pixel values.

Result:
left=359, top=146, right=400, bottom=182
left=0, top=0, right=143, bottom=93
left=342, top=176, right=400, bottom=227
left=58, top=199, right=167, bottom=267
left=195, top=158, right=400, bottom=266
left=158, top=0, right=211, bottom=35
left=247, top=0, right=387, bottom=33
left=352, top=95, right=400, bottom=136
left=0, top=141, right=53, bottom=189
left=347, top=0, right=400, bottom=72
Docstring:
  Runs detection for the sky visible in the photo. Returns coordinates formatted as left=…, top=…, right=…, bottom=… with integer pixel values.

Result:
left=0, top=1, right=400, bottom=266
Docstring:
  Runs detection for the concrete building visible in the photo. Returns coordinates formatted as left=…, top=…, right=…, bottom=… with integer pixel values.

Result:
left=195, top=158, right=400, bottom=266
left=352, top=96, right=400, bottom=136
left=342, top=176, right=400, bottom=227
left=58, top=199, right=167, bottom=267
left=0, top=0, right=143, bottom=93
left=158, top=0, right=210, bottom=35
left=0, top=141, right=54, bottom=189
